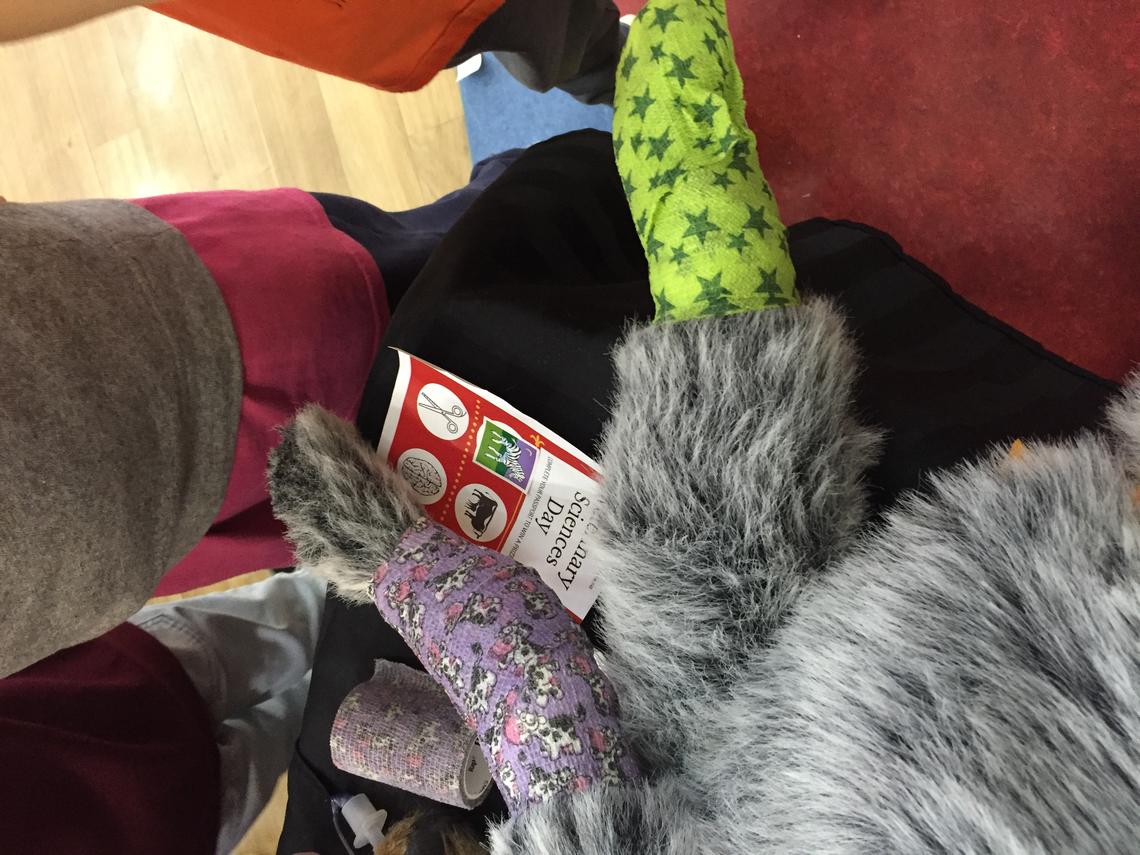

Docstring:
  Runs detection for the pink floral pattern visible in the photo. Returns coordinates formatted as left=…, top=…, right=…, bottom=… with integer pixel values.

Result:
left=372, top=518, right=640, bottom=812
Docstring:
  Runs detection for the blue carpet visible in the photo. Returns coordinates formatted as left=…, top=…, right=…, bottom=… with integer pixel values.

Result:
left=459, top=55, right=614, bottom=164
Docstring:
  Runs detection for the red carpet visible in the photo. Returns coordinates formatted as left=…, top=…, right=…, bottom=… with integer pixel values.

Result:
left=620, top=0, right=1139, bottom=380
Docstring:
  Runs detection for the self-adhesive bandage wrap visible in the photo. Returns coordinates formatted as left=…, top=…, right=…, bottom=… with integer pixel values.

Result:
left=614, top=0, right=798, bottom=321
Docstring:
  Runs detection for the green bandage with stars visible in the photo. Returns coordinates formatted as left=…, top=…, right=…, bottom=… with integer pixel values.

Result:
left=614, top=0, right=798, bottom=321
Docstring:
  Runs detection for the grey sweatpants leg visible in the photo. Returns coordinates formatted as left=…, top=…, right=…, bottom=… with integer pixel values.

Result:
left=452, top=0, right=623, bottom=105
left=130, top=569, right=327, bottom=854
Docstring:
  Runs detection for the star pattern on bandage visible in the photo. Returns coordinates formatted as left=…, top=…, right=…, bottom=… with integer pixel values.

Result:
left=665, top=53, right=698, bottom=88
left=646, top=227, right=666, bottom=261
left=630, top=87, right=656, bottom=120
left=649, top=4, right=683, bottom=32
left=696, top=271, right=738, bottom=314
left=646, top=129, right=675, bottom=161
left=754, top=267, right=790, bottom=307
left=613, top=0, right=799, bottom=321
left=711, top=171, right=733, bottom=190
left=652, top=285, right=677, bottom=319
left=743, top=204, right=773, bottom=238
left=620, top=52, right=639, bottom=81
left=649, top=164, right=686, bottom=190
left=682, top=207, right=720, bottom=244
left=690, top=94, right=720, bottom=125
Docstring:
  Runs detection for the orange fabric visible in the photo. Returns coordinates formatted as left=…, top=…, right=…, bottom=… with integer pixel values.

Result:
left=153, top=0, right=505, bottom=91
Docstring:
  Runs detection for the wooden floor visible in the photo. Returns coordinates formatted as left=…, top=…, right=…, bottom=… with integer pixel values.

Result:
left=0, top=7, right=473, bottom=209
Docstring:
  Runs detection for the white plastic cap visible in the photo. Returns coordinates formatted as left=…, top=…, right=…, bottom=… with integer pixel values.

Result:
left=341, top=793, right=389, bottom=849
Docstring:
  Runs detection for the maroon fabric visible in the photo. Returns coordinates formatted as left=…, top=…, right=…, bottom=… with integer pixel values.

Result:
left=0, top=624, right=220, bottom=855
left=132, top=190, right=389, bottom=595
left=619, top=0, right=1139, bottom=380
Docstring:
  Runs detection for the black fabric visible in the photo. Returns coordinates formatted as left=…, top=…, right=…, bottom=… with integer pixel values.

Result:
left=312, top=149, right=522, bottom=311
left=790, top=217, right=1117, bottom=506
left=353, top=132, right=653, bottom=457
left=451, top=0, right=622, bottom=104
left=279, top=130, right=1117, bottom=854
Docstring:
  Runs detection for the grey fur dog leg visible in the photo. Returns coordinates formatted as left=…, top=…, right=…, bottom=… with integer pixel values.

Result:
left=594, top=300, right=882, bottom=772
left=267, top=405, right=422, bottom=604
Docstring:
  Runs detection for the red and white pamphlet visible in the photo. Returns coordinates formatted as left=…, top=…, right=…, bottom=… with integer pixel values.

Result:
left=377, top=350, right=602, bottom=620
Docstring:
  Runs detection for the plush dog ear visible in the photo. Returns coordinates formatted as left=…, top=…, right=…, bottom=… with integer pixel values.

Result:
left=1107, top=372, right=1140, bottom=479
left=267, top=405, right=422, bottom=604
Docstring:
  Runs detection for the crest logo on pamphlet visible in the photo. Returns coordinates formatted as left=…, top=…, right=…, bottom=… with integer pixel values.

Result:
left=474, top=421, right=537, bottom=489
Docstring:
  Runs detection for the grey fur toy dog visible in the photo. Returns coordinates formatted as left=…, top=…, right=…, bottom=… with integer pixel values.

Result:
left=269, top=299, right=1140, bottom=854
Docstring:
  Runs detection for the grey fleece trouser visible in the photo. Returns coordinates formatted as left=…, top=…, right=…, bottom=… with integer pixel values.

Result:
left=451, top=0, right=623, bottom=105
left=131, top=570, right=326, bottom=854
left=0, top=200, right=241, bottom=678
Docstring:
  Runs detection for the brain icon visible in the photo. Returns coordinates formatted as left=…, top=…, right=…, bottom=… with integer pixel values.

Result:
left=401, top=456, right=444, bottom=497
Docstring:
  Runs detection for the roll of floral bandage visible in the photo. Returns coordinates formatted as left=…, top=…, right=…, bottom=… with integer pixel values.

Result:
left=331, top=659, right=494, bottom=809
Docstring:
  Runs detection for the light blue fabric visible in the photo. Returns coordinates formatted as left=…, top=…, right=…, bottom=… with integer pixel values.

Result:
left=459, top=54, right=614, bottom=163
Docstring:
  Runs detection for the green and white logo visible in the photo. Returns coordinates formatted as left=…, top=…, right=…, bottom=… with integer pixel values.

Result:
left=474, top=420, right=537, bottom=489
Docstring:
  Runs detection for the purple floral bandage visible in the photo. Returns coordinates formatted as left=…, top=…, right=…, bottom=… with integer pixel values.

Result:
left=372, top=518, right=640, bottom=812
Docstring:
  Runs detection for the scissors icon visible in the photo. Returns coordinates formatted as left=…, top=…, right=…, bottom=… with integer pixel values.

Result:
left=418, top=391, right=466, bottom=435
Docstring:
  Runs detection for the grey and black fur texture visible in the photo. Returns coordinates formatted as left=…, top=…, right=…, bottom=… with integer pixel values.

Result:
left=688, top=434, right=1140, bottom=854
left=593, top=303, right=882, bottom=771
left=1108, top=372, right=1140, bottom=478
left=267, top=404, right=421, bottom=604
left=487, top=777, right=699, bottom=855
left=268, top=300, right=1140, bottom=854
